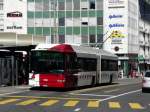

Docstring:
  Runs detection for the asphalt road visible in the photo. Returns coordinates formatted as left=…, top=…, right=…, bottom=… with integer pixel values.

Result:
left=0, top=78, right=150, bottom=112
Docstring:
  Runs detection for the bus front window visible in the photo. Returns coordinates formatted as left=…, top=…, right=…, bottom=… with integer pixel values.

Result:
left=31, top=51, right=64, bottom=74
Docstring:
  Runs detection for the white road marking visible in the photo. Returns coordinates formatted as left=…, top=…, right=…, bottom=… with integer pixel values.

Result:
left=99, top=89, right=141, bottom=102
left=104, top=89, right=120, bottom=93
left=0, top=90, right=29, bottom=96
left=70, top=93, right=113, bottom=97
left=74, top=108, right=81, bottom=111
left=70, top=84, right=123, bottom=94
left=70, top=81, right=140, bottom=94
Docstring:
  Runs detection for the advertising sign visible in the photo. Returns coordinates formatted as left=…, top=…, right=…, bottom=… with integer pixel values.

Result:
left=4, top=0, right=27, bottom=34
left=7, top=11, right=22, bottom=17
left=108, top=0, right=125, bottom=8
left=103, top=0, right=128, bottom=54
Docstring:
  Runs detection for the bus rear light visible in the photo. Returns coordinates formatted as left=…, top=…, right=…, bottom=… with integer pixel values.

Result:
left=57, top=79, right=65, bottom=83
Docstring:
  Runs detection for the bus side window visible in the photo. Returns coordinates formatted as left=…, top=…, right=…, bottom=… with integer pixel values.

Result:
left=76, top=58, right=83, bottom=72
left=77, top=58, right=97, bottom=72
left=66, top=54, right=78, bottom=73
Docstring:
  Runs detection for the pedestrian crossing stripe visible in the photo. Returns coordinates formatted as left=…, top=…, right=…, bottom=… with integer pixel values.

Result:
left=88, top=101, right=99, bottom=108
left=109, top=102, right=121, bottom=108
left=8, top=95, right=98, bottom=101
left=40, top=100, right=58, bottom=106
left=0, top=99, right=19, bottom=105
left=129, top=103, right=144, bottom=109
left=64, top=100, right=79, bottom=107
left=0, top=98, right=146, bottom=109
left=16, top=99, right=39, bottom=106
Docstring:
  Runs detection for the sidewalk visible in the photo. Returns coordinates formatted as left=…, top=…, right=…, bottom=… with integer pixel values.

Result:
left=0, top=85, right=30, bottom=96
left=117, top=77, right=142, bottom=85
left=0, top=78, right=142, bottom=96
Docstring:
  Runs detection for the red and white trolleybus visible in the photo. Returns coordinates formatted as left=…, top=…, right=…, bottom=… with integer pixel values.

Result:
left=29, top=44, right=118, bottom=88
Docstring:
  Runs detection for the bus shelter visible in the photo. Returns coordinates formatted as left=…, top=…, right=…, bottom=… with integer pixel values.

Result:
left=0, top=45, right=35, bottom=86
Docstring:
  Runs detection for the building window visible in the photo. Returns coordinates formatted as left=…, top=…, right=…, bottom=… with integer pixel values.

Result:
left=51, top=35, right=54, bottom=44
left=59, top=35, right=65, bottom=43
left=81, top=1, right=88, bottom=10
left=58, top=2, right=65, bottom=10
left=89, top=35, right=95, bottom=43
left=35, top=2, right=43, bottom=11
left=28, top=19, right=34, bottom=27
left=0, top=3, right=3, bottom=10
left=59, top=17, right=65, bottom=26
left=66, top=1, right=72, bottom=10
left=73, top=0, right=80, bottom=10
left=97, top=17, right=103, bottom=25
left=82, top=22, right=88, bottom=25
left=28, top=27, right=34, bottom=34
left=97, top=0, right=103, bottom=10
left=97, top=34, right=103, bottom=43
left=81, top=18, right=88, bottom=26
left=28, top=2, right=35, bottom=11
left=81, top=35, right=88, bottom=43
left=43, top=2, right=49, bottom=11
left=89, top=0, right=95, bottom=9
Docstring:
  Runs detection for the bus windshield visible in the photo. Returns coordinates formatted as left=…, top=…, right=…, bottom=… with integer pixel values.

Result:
left=30, top=51, right=65, bottom=74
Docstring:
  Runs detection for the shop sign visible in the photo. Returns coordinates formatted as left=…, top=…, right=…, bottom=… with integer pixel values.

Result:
left=7, top=11, right=22, bottom=17
left=109, top=23, right=124, bottom=28
left=108, top=0, right=125, bottom=8
left=109, top=30, right=125, bottom=44
left=109, top=14, right=123, bottom=19
left=108, top=0, right=124, bottom=4
left=7, top=25, right=22, bottom=29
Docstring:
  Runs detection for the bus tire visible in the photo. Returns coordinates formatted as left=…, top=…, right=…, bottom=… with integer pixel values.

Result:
left=109, top=75, right=113, bottom=84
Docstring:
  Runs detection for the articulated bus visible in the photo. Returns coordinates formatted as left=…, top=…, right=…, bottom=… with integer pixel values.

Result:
left=29, top=44, right=118, bottom=88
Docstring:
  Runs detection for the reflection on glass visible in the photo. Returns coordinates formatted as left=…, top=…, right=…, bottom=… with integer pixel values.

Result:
left=31, top=51, right=64, bottom=74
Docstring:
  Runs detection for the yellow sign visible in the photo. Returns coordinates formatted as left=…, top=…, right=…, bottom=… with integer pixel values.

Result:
left=110, top=30, right=125, bottom=38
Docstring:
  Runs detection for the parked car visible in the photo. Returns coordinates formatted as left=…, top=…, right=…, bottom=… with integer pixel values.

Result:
left=142, top=70, right=150, bottom=92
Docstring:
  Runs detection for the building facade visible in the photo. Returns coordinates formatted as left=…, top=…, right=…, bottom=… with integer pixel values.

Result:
left=103, top=0, right=139, bottom=77
left=139, top=0, right=150, bottom=72
left=27, top=0, right=103, bottom=44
